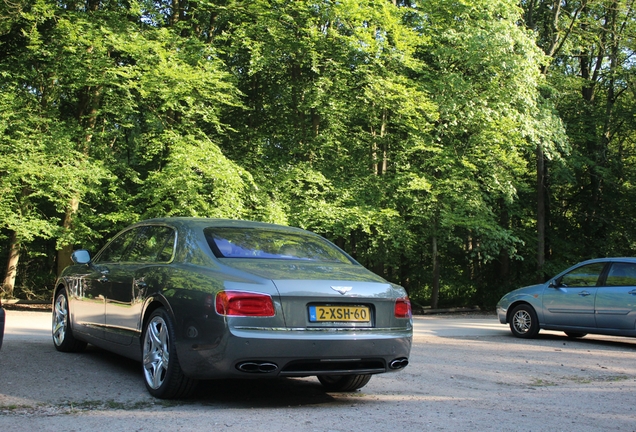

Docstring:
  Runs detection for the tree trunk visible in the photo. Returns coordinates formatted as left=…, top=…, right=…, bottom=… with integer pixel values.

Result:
left=56, top=196, right=80, bottom=276
left=381, top=109, right=387, bottom=175
left=57, top=64, right=102, bottom=276
left=431, top=234, right=440, bottom=309
left=2, top=231, right=20, bottom=297
left=399, top=254, right=410, bottom=294
left=536, top=144, right=546, bottom=282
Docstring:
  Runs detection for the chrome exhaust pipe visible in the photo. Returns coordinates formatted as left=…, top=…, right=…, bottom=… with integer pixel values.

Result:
left=389, top=358, right=409, bottom=369
left=236, top=361, right=279, bottom=373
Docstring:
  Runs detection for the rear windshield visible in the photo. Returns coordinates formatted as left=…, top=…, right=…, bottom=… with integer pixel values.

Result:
left=204, top=227, right=353, bottom=264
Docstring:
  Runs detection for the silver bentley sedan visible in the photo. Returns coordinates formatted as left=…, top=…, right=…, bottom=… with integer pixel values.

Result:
left=52, top=218, right=412, bottom=398
left=497, top=258, right=636, bottom=339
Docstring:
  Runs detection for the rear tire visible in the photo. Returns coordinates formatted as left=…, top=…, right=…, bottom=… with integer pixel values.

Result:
left=142, top=308, right=197, bottom=399
left=509, top=304, right=540, bottom=339
left=52, top=289, right=87, bottom=352
left=317, top=374, right=372, bottom=392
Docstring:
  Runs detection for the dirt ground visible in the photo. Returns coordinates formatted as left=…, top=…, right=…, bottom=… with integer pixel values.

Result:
left=1, top=310, right=635, bottom=431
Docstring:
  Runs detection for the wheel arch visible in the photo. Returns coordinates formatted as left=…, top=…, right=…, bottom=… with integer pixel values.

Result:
left=52, top=280, right=67, bottom=302
left=52, top=280, right=72, bottom=316
left=506, top=300, right=537, bottom=324
left=140, top=294, right=175, bottom=335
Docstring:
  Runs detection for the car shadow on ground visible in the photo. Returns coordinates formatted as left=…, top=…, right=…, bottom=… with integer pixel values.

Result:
left=82, top=345, right=141, bottom=374
left=508, top=332, right=636, bottom=350
left=83, top=346, right=354, bottom=408
left=192, top=377, right=350, bottom=408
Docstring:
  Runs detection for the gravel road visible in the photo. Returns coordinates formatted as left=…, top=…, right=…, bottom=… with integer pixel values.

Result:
left=1, top=309, right=635, bottom=431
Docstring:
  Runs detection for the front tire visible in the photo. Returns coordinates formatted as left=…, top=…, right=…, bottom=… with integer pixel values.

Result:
left=509, top=304, right=540, bottom=339
left=142, top=308, right=197, bottom=399
left=317, top=374, right=372, bottom=392
left=52, top=289, right=87, bottom=352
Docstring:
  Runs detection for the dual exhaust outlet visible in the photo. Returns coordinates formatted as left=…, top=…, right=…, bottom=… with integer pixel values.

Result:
left=236, top=361, right=279, bottom=373
left=389, top=357, right=409, bottom=369
left=237, top=358, right=409, bottom=373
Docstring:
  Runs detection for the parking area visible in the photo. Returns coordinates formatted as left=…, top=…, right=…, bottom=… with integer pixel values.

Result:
left=1, top=310, right=635, bottom=431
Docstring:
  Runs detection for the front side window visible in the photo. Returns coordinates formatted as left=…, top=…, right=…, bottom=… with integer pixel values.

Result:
left=559, top=263, right=606, bottom=287
left=204, top=227, right=352, bottom=264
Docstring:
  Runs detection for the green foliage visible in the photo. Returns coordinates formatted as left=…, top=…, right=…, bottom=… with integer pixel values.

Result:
left=139, top=133, right=256, bottom=219
left=2, top=0, right=635, bottom=310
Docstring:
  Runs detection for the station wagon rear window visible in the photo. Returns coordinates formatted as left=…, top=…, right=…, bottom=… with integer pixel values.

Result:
left=204, top=227, right=352, bottom=264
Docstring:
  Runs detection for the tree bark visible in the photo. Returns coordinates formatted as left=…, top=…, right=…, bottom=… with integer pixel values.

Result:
left=431, top=234, right=440, bottom=309
left=537, top=144, right=546, bottom=282
left=2, top=231, right=20, bottom=297
left=57, top=196, right=80, bottom=276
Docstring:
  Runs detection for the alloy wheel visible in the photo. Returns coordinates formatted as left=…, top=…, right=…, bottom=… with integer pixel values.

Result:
left=52, top=293, right=68, bottom=346
left=512, top=309, right=531, bottom=334
left=143, top=315, right=170, bottom=389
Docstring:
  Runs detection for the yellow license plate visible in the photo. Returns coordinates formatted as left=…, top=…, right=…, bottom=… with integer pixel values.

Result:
left=309, top=305, right=370, bottom=322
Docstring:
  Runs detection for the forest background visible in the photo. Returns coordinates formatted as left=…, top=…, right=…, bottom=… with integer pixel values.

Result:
left=1, top=0, right=634, bottom=310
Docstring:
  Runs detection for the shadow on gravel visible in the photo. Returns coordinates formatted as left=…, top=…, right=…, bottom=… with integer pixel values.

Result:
left=80, top=347, right=344, bottom=408
left=1, top=341, right=350, bottom=409
left=82, top=345, right=141, bottom=372
left=191, top=378, right=344, bottom=408
left=503, top=332, right=636, bottom=350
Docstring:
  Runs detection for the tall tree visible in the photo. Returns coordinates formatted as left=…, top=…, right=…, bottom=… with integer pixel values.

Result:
left=406, top=0, right=564, bottom=305
left=521, top=0, right=636, bottom=271
left=0, top=0, right=245, bottom=292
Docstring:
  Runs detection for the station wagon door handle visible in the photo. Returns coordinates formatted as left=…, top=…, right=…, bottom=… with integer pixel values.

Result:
left=578, top=291, right=592, bottom=297
left=628, top=290, right=636, bottom=295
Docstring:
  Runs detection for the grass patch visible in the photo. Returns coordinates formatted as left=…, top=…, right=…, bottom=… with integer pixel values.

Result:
left=528, top=378, right=557, bottom=387
left=564, top=374, right=630, bottom=384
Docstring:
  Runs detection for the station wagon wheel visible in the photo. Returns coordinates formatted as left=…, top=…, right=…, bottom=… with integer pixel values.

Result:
left=52, top=288, right=87, bottom=352
left=509, top=304, right=540, bottom=339
left=142, top=308, right=197, bottom=399
left=317, top=374, right=372, bottom=392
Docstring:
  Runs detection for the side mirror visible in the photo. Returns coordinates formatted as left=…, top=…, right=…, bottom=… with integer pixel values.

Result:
left=549, top=277, right=565, bottom=288
left=71, top=249, right=91, bottom=265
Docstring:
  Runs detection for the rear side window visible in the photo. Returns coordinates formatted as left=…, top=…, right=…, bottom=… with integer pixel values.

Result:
left=204, top=227, right=352, bottom=264
left=126, top=226, right=176, bottom=263
left=605, top=262, right=636, bottom=286
left=96, top=226, right=175, bottom=263
left=96, top=228, right=139, bottom=263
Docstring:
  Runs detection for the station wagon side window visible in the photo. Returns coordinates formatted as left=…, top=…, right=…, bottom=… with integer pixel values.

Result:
left=559, top=262, right=606, bottom=287
left=605, top=262, right=636, bottom=286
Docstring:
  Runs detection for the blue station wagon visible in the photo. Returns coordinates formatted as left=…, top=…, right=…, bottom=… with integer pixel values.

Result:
left=497, top=258, right=636, bottom=339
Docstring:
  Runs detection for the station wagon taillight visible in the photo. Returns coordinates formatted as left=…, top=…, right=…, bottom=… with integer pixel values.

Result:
left=394, top=297, right=412, bottom=319
left=215, top=291, right=275, bottom=317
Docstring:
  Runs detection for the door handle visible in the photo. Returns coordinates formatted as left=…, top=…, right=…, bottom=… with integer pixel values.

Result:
left=578, top=291, right=591, bottom=297
left=98, top=268, right=109, bottom=283
left=628, top=290, right=636, bottom=295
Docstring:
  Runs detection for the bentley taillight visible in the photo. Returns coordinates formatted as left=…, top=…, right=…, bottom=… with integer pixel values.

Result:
left=215, top=291, right=275, bottom=317
left=394, top=297, right=412, bottom=319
